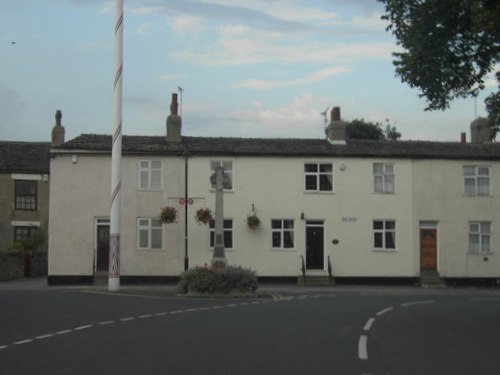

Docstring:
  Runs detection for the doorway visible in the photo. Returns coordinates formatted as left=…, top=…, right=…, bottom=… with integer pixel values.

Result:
left=306, top=221, right=324, bottom=270
left=95, top=219, right=110, bottom=272
left=420, top=227, right=437, bottom=271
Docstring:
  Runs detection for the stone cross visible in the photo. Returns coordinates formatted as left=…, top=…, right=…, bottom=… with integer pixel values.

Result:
left=210, top=166, right=229, bottom=268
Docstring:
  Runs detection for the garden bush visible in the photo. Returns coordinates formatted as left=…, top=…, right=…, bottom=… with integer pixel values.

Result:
left=177, top=265, right=258, bottom=295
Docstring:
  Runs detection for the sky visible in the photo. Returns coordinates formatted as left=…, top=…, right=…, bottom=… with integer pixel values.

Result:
left=0, top=0, right=497, bottom=143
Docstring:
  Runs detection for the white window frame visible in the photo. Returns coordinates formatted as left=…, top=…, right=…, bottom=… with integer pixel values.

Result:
left=373, top=219, right=396, bottom=251
left=271, top=219, right=295, bottom=250
left=373, top=163, right=395, bottom=194
left=210, top=160, right=233, bottom=191
left=137, top=218, right=163, bottom=250
left=138, top=160, right=163, bottom=191
left=209, top=219, right=234, bottom=250
left=463, top=165, right=490, bottom=196
left=304, top=163, right=333, bottom=192
left=469, top=221, right=491, bottom=254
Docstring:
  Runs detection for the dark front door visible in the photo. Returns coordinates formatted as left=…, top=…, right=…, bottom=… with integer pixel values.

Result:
left=306, top=222, right=324, bottom=270
left=420, top=228, right=437, bottom=271
left=96, top=225, right=110, bottom=272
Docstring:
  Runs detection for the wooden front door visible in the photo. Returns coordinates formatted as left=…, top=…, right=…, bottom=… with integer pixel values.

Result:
left=420, top=229, right=437, bottom=271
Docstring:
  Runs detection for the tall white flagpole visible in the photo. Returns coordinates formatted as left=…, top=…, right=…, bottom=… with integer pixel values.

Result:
left=109, top=0, right=123, bottom=291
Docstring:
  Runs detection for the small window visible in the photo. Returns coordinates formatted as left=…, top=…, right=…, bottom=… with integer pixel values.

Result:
left=373, top=220, right=396, bottom=250
left=304, top=163, right=333, bottom=192
left=373, top=163, right=395, bottom=193
left=138, top=160, right=162, bottom=191
left=464, top=166, right=489, bottom=196
left=210, top=161, right=233, bottom=190
left=209, top=219, right=233, bottom=249
left=137, top=218, right=163, bottom=250
left=14, top=226, right=38, bottom=242
left=15, top=180, right=37, bottom=210
left=469, top=222, right=491, bottom=253
left=271, top=219, right=295, bottom=249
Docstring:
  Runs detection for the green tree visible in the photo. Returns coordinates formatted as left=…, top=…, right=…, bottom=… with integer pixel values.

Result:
left=380, top=0, right=500, bottom=138
left=346, top=119, right=385, bottom=140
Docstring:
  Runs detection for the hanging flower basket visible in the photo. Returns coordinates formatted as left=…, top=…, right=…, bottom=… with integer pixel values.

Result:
left=195, top=208, right=213, bottom=225
left=160, top=206, right=177, bottom=224
left=246, top=213, right=261, bottom=230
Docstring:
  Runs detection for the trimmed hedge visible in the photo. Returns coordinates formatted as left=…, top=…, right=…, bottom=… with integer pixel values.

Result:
left=177, top=265, right=258, bottom=295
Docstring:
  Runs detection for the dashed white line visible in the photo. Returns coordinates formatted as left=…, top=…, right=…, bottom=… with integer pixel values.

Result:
left=358, top=335, right=368, bottom=360
left=74, top=324, right=93, bottom=331
left=0, top=345, right=8, bottom=350
left=13, top=339, right=33, bottom=345
left=363, top=317, right=375, bottom=331
left=56, top=329, right=72, bottom=335
left=170, top=310, right=183, bottom=314
left=138, top=314, right=153, bottom=319
left=98, top=320, right=116, bottom=326
left=401, top=300, right=435, bottom=308
left=120, top=317, right=136, bottom=322
left=35, top=333, right=55, bottom=340
left=376, top=307, right=393, bottom=316
left=154, top=312, right=168, bottom=317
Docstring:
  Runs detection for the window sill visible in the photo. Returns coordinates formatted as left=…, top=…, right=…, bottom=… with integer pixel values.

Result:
left=303, top=191, right=334, bottom=194
left=137, top=248, right=164, bottom=252
left=270, top=248, right=296, bottom=252
left=372, top=249, right=397, bottom=253
left=467, top=252, right=494, bottom=256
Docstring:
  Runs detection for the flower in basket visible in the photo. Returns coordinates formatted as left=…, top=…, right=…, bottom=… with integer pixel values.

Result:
left=195, top=208, right=213, bottom=225
left=160, top=206, right=177, bottom=224
left=246, top=213, right=260, bottom=230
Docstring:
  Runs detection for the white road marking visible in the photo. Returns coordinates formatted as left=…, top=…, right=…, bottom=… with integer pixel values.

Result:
left=13, top=339, right=33, bottom=345
left=376, top=307, right=393, bottom=316
left=169, top=310, right=183, bottom=314
left=119, top=317, right=136, bottom=322
left=74, top=324, right=93, bottom=331
left=35, top=333, right=55, bottom=339
left=364, top=317, right=375, bottom=331
left=401, top=300, right=435, bottom=308
left=0, top=345, right=8, bottom=350
left=98, top=320, right=116, bottom=325
left=138, top=314, right=153, bottom=318
left=358, top=335, right=368, bottom=360
left=154, top=312, right=168, bottom=316
left=56, top=329, right=72, bottom=335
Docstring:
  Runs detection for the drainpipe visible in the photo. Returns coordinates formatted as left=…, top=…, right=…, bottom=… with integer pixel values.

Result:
left=183, top=144, right=189, bottom=271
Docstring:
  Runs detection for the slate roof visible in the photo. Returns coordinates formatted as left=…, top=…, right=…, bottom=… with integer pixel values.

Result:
left=52, top=134, right=500, bottom=160
left=0, top=141, right=51, bottom=173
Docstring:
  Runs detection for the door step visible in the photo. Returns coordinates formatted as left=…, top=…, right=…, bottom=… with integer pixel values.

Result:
left=297, top=275, right=335, bottom=286
left=420, top=270, right=446, bottom=288
left=93, top=271, right=108, bottom=286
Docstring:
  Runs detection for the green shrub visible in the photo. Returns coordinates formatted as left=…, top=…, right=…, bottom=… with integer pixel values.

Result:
left=177, top=265, right=258, bottom=295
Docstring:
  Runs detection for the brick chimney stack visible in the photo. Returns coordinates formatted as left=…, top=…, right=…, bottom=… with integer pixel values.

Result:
left=51, top=110, right=65, bottom=146
left=325, top=106, right=347, bottom=144
left=166, top=93, right=182, bottom=142
left=470, top=117, right=490, bottom=143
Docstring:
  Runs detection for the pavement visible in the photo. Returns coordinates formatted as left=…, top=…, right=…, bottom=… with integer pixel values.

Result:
left=2, top=276, right=500, bottom=298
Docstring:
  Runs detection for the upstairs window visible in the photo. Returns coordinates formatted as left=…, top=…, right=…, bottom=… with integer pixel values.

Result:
left=304, top=163, right=333, bottom=192
left=464, top=166, right=489, bottom=196
left=15, top=180, right=37, bottom=210
left=373, top=163, right=395, bottom=193
left=14, top=226, right=38, bottom=242
left=469, top=222, right=491, bottom=253
left=271, top=219, right=295, bottom=249
left=138, top=160, right=162, bottom=191
left=373, top=220, right=396, bottom=250
left=210, top=161, right=233, bottom=190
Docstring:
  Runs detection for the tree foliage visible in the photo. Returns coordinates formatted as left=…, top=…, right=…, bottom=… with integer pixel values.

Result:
left=380, top=0, right=500, bottom=138
left=346, top=119, right=401, bottom=140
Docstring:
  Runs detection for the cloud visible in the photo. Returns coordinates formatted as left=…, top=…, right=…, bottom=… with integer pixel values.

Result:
left=226, top=92, right=333, bottom=137
left=158, top=74, right=189, bottom=81
left=234, top=66, right=350, bottom=89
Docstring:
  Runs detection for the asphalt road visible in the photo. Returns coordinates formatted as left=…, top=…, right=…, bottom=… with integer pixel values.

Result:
left=1, top=279, right=500, bottom=375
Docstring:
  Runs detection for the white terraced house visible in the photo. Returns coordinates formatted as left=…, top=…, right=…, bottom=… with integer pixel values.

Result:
left=48, top=96, right=500, bottom=285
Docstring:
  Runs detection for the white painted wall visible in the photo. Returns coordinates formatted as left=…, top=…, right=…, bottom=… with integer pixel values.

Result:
left=49, top=151, right=500, bottom=279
